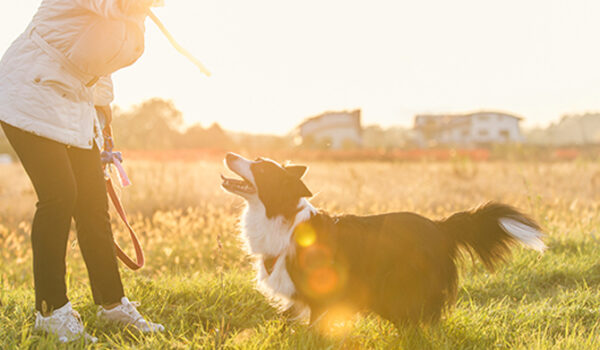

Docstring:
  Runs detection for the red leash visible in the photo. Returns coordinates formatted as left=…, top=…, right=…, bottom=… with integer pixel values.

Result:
left=100, top=113, right=145, bottom=270
left=106, top=177, right=145, bottom=270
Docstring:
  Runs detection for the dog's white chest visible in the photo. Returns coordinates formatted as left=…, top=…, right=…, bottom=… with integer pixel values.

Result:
left=242, top=199, right=317, bottom=308
left=257, top=256, right=296, bottom=300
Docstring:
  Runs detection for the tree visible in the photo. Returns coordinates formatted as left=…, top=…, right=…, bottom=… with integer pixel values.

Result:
left=178, top=122, right=233, bottom=149
left=112, top=98, right=183, bottom=149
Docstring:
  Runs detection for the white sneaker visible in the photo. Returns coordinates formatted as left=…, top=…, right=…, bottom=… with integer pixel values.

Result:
left=97, top=297, right=165, bottom=333
left=34, top=302, right=98, bottom=343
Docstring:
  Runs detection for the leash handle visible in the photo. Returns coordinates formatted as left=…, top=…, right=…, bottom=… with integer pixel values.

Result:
left=106, top=177, right=145, bottom=270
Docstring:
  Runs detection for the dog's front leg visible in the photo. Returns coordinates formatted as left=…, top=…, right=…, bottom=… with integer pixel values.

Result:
left=280, top=302, right=308, bottom=322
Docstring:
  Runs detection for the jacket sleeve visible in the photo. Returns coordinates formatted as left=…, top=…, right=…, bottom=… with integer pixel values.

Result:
left=93, top=76, right=115, bottom=106
left=75, top=0, right=155, bottom=18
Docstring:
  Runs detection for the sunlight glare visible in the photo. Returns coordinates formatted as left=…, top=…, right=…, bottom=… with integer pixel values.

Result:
left=294, top=222, right=316, bottom=247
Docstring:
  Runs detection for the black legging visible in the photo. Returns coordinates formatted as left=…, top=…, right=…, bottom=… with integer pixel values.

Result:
left=1, top=121, right=124, bottom=312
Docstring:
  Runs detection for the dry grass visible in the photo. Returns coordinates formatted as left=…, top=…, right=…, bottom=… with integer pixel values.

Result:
left=1, top=158, right=599, bottom=349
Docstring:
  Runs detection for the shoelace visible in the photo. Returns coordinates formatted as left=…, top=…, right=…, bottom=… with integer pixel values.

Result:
left=56, top=310, right=84, bottom=335
left=123, top=301, right=145, bottom=325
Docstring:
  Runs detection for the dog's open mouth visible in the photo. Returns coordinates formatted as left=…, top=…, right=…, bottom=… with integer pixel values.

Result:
left=221, top=174, right=256, bottom=194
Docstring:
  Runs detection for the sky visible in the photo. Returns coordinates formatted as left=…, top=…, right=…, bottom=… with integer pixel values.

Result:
left=2, top=1, right=600, bottom=135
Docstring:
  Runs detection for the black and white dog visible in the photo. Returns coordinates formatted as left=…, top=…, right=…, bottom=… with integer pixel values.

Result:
left=221, top=153, right=545, bottom=327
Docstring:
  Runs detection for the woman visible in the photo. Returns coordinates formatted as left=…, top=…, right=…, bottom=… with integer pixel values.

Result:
left=0, top=0, right=164, bottom=343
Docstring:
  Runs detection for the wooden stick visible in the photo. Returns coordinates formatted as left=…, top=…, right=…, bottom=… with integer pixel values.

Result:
left=148, top=10, right=211, bottom=77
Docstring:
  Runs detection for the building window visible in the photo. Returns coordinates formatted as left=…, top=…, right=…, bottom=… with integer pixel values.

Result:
left=499, top=130, right=510, bottom=139
left=478, top=115, right=490, bottom=121
left=478, top=129, right=489, bottom=137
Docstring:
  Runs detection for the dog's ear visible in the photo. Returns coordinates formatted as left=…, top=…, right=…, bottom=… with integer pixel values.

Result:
left=292, top=178, right=313, bottom=198
left=285, top=165, right=308, bottom=179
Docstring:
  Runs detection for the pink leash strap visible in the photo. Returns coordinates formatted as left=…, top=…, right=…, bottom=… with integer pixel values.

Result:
left=111, top=157, right=131, bottom=187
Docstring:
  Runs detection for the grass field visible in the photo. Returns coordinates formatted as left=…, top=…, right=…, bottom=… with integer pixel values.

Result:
left=1, top=158, right=600, bottom=349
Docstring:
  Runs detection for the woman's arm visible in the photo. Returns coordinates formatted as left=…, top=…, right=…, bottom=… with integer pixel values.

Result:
left=94, top=76, right=114, bottom=132
left=94, top=76, right=114, bottom=107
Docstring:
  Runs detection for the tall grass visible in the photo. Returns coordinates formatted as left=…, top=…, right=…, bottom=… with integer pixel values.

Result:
left=1, top=159, right=599, bottom=349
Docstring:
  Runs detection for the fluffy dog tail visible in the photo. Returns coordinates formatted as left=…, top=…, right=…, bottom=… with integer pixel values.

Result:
left=438, top=202, right=546, bottom=270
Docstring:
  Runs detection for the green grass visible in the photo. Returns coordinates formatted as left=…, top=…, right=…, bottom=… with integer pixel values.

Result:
left=1, top=160, right=600, bottom=349
left=3, top=241, right=600, bottom=349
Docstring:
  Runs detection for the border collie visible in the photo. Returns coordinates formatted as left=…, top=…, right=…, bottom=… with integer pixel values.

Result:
left=221, top=153, right=546, bottom=327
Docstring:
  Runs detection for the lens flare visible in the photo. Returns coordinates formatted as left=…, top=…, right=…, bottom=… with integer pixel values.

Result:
left=317, top=305, right=355, bottom=337
left=294, top=222, right=316, bottom=247
left=308, top=267, right=339, bottom=295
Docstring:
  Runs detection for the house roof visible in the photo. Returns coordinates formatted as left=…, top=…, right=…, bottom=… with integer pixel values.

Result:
left=415, top=110, right=524, bottom=129
left=298, top=109, right=362, bottom=130
left=463, top=110, right=524, bottom=120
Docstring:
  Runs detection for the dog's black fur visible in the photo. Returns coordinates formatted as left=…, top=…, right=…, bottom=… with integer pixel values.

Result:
left=288, top=203, right=541, bottom=326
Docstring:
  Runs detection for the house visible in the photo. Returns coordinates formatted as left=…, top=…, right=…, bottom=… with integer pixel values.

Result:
left=526, top=113, right=600, bottom=145
left=413, top=111, right=524, bottom=147
left=297, top=109, right=363, bottom=149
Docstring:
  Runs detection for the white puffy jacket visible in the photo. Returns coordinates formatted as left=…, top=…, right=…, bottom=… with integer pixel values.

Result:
left=0, top=0, right=154, bottom=149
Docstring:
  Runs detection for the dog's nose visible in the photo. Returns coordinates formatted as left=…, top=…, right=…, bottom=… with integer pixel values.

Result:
left=226, top=153, right=239, bottom=163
